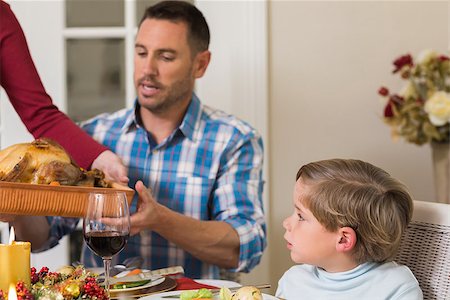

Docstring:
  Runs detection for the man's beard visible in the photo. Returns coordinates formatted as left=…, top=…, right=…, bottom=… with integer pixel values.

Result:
left=138, top=69, right=194, bottom=114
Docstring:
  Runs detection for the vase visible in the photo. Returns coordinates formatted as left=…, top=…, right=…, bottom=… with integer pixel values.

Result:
left=430, top=142, right=450, bottom=204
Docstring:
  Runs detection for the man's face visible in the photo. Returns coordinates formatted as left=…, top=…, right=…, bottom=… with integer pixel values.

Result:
left=134, top=19, right=199, bottom=114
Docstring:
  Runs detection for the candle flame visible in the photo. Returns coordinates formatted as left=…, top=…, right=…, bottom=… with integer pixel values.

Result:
left=8, top=283, right=17, bottom=300
left=8, top=227, right=15, bottom=245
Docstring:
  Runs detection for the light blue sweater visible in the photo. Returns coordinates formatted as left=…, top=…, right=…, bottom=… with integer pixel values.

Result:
left=276, top=262, right=422, bottom=300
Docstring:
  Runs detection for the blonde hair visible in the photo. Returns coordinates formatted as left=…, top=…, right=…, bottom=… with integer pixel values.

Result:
left=296, top=159, right=413, bottom=264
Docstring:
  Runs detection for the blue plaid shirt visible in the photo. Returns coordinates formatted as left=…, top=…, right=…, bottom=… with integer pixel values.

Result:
left=45, top=94, right=266, bottom=279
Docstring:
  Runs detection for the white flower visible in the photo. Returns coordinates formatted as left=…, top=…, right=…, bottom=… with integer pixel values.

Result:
left=424, top=91, right=450, bottom=126
left=399, top=82, right=417, bottom=99
left=37, top=289, right=64, bottom=300
left=417, top=49, right=438, bottom=65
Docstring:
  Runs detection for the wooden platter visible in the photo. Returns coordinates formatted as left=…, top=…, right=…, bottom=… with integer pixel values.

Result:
left=0, top=181, right=134, bottom=217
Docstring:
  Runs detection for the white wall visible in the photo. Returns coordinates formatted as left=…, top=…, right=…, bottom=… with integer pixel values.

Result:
left=1, top=1, right=64, bottom=148
left=196, top=0, right=270, bottom=287
left=269, top=0, right=449, bottom=289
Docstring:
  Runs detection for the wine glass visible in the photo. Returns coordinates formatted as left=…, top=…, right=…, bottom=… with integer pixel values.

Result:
left=83, top=192, right=130, bottom=296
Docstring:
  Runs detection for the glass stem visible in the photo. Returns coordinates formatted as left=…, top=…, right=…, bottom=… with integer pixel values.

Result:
left=103, top=257, right=112, bottom=297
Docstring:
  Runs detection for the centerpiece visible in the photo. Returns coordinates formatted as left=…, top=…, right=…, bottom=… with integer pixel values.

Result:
left=0, top=266, right=107, bottom=300
left=378, top=49, right=450, bottom=203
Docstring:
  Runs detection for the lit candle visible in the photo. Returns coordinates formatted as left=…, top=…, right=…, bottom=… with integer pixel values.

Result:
left=8, top=284, right=17, bottom=300
left=0, top=227, right=31, bottom=293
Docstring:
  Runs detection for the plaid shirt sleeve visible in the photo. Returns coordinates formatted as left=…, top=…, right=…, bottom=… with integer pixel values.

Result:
left=213, top=129, right=266, bottom=272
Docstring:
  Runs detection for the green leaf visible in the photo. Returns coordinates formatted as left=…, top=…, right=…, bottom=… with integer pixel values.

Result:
left=111, top=279, right=150, bottom=290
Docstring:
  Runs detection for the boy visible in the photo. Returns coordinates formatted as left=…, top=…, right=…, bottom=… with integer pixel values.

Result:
left=276, top=159, right=422, bottom=299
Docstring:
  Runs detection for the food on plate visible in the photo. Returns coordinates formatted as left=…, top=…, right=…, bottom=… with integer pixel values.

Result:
left=110, top=269, right=150, bottom=290
left=180, top=288, right=213, bottom=300
left=230, top=286, right=262, bottom=300
left=0, top=138, right=110, bottom=187
left=179, top=286, right=263, bottom=300
left=219, top=287, right=232, bottom=300
left=111, top=279, right=150, bottom=290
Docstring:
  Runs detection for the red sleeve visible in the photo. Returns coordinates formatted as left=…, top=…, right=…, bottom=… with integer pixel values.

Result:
left=0, top=1, right=108, bottom=169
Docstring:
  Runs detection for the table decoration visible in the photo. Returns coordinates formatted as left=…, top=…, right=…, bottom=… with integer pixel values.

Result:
left=378, top=49, right=450, bottom=203
left=0, top=227, right=31, bottom=293
left=0, top=265, right=107, bottom=300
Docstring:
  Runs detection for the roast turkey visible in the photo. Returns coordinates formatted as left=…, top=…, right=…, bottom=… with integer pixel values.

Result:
left=0, top=138, right=110, bottom=187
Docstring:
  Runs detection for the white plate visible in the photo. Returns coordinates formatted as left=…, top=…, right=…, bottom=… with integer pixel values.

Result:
left=194, top=279, right=240, bottom=289
left=110, top=276, right=165, bottom=292
left=87, top=268, right=164, bottom=293
left=138, top=279, right=277, bottom=300
left=139, top=291, right=277, bottom=300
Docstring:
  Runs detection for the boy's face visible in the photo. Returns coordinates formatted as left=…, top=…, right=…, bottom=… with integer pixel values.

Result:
left=283, top=178, right=339, bottom=270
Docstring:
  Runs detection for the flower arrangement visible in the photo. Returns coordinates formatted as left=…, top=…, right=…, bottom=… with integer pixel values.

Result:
left=0, top=266, right=107, bottom=300
left=378, top=50, right=450, bottom=145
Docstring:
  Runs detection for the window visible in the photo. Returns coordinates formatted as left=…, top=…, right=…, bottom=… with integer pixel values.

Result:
left=64, top=0, right=193, bottom=123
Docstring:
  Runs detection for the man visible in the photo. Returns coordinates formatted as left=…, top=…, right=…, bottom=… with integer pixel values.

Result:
left=16, top=0, right=266, bottom=279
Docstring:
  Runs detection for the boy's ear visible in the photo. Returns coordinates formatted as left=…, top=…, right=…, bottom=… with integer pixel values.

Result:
left=336, top=226, right=357, bottom=253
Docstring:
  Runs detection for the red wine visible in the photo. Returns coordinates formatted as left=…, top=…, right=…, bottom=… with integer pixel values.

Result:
left=85, top=231, right=128, bottom=258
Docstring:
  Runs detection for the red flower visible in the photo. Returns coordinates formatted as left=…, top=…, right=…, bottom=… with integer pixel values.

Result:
left=390, top=94, right=404, bottom=105
left=384, top=95, right=404, bottom=118
left=439, top=55, right=449, bottom=62
left=31, top=267, right=39, bottom=284
left=384, top=101, right=394, bottom=118
left=378, top=87, right=389, bottom=96
left=392, top=54, right=413, bottom=73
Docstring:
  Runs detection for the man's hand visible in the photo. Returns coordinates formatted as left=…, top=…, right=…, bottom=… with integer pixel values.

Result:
left=3, top=216, right=50, bottom=249
left=128, top=181, right=240, bottom=268
left=129, top=181, right=162, bottom=235
left=92, top=150, right=129, bottom=185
